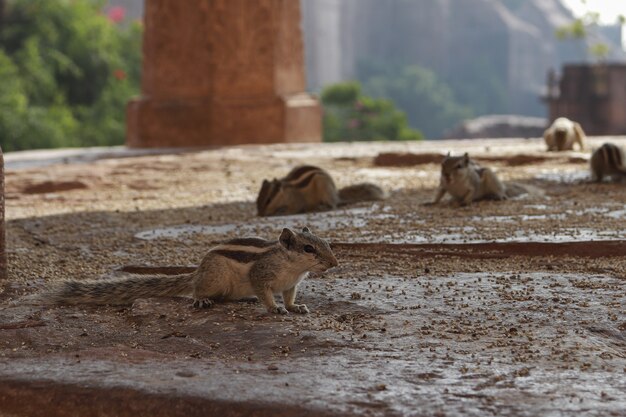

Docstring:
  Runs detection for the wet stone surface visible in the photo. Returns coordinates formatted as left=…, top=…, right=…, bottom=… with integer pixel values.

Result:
left=1, top=139, right=626, bottom=416
left=1, top=266, right=625, bottom=416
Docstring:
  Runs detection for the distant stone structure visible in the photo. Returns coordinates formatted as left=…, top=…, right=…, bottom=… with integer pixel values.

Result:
left=127, top=0, right=321, bottom=148
left=545, top=64, right=626, bottom=136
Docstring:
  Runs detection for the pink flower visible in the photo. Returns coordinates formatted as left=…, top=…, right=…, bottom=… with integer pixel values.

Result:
left=107, top=6, right=126, bottom=23
left=113, top=69, right=127, bottom=80
left=348, top=119, right=360, bottom=129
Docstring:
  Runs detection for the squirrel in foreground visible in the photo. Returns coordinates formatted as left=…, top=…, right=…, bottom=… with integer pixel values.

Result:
left=590, top=142, right=626, bottom=182
left=37, top=227, right=338, bottom=315
left=256, top=165, right=385, bottom=216
left=543, top=117, right=586, bottom=151
left=425, top=153, right=537, bottom=206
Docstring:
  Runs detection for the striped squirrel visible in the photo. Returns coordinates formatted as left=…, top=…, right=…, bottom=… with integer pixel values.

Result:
left=424, top=153, right=536, bottom=206
left=38, top=227, right=338, bottom=315
left=543, top=117, right=586, bottom=151
left=256, top=165, right=385, bottom=216
left=590, top=142, right=626, bottom=182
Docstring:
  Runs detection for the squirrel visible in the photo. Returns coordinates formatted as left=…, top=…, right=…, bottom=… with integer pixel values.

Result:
left=590, top=142, right=626, bottom=182
left=424, top=153, right=536, bottom=206
left=36, top=227, right=338, bottom=315
left=256, top=165, right=385, bottom=216
left=543, top=117, right=586, bottom=151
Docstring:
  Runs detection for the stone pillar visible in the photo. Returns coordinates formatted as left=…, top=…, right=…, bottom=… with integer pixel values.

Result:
left=0, top=146, right=6, bottom=280
left=126, top=0, right=321, bottom=148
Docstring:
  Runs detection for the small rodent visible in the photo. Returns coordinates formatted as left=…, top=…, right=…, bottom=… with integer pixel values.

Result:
left=543, top=117, right=586, bottom=151
left=590, top=142, right=626, bottom=182
left=37, top=227, right=338, bottom=315
left=256, top=165, right=385, bottom=216
left=425, top=153, right=536, bottom=206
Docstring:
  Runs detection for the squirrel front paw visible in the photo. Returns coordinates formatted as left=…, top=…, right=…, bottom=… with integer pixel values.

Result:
left=192, top=298, right=214, bottom=309
left=286, top=304, right=309, bottom=314
left=269, top=306, right=289, bottom=315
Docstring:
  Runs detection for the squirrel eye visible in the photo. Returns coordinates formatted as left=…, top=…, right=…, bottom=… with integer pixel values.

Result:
left=456, top=164, right=462, bottom=169
left=303, top=245, right=316, bottom=254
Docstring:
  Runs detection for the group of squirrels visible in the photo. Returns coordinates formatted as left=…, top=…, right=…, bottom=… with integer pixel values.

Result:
left=35, top=117, right=625, bottom=315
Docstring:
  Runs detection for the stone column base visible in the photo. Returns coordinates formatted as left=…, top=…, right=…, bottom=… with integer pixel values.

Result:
left=126, top=93, right=321, bottom=148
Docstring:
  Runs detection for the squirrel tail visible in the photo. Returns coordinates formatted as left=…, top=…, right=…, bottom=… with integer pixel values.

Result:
left=504, top=182, right=544, bottom=198
left=338, top=183, right=386, bottom=206
left=36, top=273, right=196, bottom=305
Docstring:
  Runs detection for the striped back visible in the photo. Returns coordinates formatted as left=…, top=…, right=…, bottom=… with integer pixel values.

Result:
left=601, top=143, right=624, bottom=169
left=256, top=165, right=332, bottom=215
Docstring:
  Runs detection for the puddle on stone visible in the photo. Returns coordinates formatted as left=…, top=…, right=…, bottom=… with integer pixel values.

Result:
left=606, top=209, right=626, bottom=219
left=377, top=227, right=626, bottom=244
left=523, top=204, right=549, bottom=210
left=138, top=219, right=626, bottom=245
left=137, top=201, right=626, bottom=244
left=353, top=168, right=429, bottom=179
left=135, top=206, right=395, bottom=241
left=534, top=170, right=589, bottom=184
left=471, top=214, right=567, bottom=223
left=471, top=206, right=618, bottom=224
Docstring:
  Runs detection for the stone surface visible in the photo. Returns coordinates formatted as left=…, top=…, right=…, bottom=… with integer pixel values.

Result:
left=1, top=139, right=626, bottom=416
left=127, top=0, right=321, bottom=147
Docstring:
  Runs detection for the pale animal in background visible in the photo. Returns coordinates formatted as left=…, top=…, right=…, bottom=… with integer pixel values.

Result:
left=543, top=117, right=586, bottom=151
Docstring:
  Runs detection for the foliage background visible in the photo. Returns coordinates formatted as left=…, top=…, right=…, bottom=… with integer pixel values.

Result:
left=321, top=81, right=422, bottom=142
left=0, top=0, right=141, bottom=151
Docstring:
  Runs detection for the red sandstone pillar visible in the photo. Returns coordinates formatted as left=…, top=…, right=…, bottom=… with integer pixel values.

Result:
left=126, top=0, right=321, bottom=148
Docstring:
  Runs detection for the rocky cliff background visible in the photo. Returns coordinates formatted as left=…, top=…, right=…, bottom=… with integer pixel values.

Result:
left=302, top=0, right=624, bottom=137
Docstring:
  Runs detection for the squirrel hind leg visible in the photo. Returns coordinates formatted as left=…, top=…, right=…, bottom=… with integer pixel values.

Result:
left=192, top=298, right=215, bottom=309
left=590, top=171, right=602, bottom=183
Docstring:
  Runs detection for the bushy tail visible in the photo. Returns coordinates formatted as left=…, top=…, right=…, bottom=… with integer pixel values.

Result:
left=504, top=182, right=544, bottom=198
left=338, top=183, right=386, bottom=205
left=36, top=273, right=196, bottom=305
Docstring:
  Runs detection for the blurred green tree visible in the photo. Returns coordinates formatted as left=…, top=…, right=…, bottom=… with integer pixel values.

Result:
left=0, top=0, right=142, bottom=151
left=364, top=65, right=474, bottom=139
left=321, top=82, right=423, bottom=142
left=555, top=2, right=625, bottom=61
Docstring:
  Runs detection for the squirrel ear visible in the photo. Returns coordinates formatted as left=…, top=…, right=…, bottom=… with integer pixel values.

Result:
left=302, top=226, right=311, bottom=234
left=463, top=152, right=469, bottom=163
left=279, top=228, right=296, bottom=249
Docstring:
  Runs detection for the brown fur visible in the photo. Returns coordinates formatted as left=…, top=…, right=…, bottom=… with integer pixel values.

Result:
left=257, top=165, right=385, bottom=216
left=425, top=153, right=541, bottom=206
left=590, top=142, right=626, bottom=182
left=37, top=228, right=338, bottom=315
